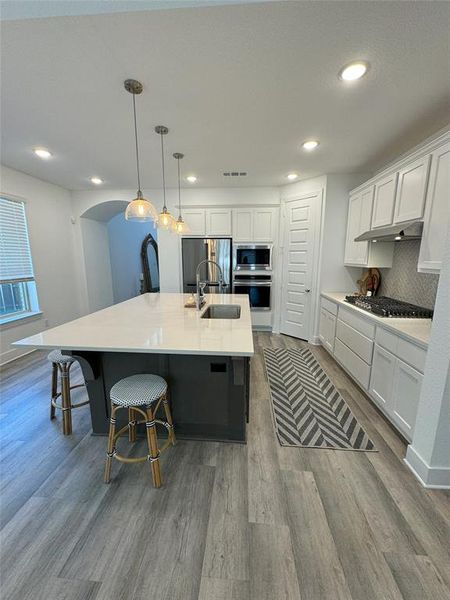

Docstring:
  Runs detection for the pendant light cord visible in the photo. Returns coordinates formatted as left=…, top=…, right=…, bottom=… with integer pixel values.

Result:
left=160, top=132, right=167, bottom=210
left=132, top=93, right=142, bottom=194
left=177, top=157, right=182, bottom=218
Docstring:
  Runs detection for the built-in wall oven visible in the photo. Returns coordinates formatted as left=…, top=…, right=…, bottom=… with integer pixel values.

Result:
left=233, top=274, right=272, bottom=311
left=233, top=244, right=272, bottom=271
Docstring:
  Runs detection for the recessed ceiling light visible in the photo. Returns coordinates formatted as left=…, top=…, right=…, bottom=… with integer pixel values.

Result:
left=286, top=173, right=299, bottom=181
left=33, top=147, right=52, bottom=159
left=90, top=176, right=103, bottom=185
left=186, top=175, right=197, bottom=183
left=339, top=61, right=369, bottom=81
left=302, top=140, right=319, bottom=151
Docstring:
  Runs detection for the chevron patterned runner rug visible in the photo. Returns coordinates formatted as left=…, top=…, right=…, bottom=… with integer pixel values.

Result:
left=263, top=347, right=376, bottom=451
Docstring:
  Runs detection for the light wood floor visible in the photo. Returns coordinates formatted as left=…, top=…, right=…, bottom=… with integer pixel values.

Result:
left=1, top=333, right=449, bottom=600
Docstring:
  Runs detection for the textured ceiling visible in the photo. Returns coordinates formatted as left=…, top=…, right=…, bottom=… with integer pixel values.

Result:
left=1, top=1, right=449, bottom=190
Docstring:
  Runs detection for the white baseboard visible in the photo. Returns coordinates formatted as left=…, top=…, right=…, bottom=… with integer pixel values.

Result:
left=404, top=445, right=450, bottom=489
left=0, top=347, right=37, bottom=368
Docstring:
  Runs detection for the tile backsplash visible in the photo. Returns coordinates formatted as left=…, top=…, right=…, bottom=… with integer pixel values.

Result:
left=378, top=240, right=439, bottom=309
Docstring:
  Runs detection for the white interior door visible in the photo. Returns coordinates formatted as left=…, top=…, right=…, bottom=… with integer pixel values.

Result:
left=279, top=196, right=316, bottom=340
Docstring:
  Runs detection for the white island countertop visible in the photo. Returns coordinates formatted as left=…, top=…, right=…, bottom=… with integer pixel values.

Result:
left=14, top=293, right=254, bottom=357
left=321, top=292, right=432, bottom=348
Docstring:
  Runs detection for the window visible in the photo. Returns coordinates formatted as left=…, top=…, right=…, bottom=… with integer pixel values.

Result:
left=0, top=196, right=40, bottom=323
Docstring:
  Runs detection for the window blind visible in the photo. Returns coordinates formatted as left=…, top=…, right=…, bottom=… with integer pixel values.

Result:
left=0, top=197, right=35, bottom=283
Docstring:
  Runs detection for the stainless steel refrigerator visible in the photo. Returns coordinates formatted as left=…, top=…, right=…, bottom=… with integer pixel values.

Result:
left=181, top=238, right=232, bottom=294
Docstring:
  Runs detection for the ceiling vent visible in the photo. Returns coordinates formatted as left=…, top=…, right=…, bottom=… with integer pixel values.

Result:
left=223, top=171, right=247, bottom=177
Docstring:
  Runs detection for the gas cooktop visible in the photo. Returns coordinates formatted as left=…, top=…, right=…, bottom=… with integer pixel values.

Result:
left=344, top=295, right=433, bottom=319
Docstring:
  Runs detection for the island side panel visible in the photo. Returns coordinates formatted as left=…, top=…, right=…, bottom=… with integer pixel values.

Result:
left=168, top=354, right=249, bottom=442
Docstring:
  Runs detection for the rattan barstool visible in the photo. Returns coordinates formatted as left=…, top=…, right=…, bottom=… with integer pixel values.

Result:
left=104, top=374, right=176, bottom=488
left=48, top=350, right=87, bottom=435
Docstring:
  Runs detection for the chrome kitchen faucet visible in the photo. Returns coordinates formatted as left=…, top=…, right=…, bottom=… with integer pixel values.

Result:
left=195, top=259, right=225, bottom=310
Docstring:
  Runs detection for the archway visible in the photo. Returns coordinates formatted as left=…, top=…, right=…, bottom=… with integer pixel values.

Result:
left=79, top=200, right=158, bottom=312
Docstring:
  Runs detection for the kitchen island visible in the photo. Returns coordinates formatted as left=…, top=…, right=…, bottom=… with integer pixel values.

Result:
left=15, top=293, right=254, bottom=442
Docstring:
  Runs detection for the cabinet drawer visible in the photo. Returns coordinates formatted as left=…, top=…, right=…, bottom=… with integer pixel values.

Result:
left=375, top=327, right=398, bottom=354
left=321, top=297, right=338, bottom=316
left=336, top=319, right=374, bottom=365
left=375, top=327, right=426, bottom=373
left=334, top=338, right=371, bottom=390
left=338, top=306, right=376, bottom=339
left=397, top=338, right=426, bottom=374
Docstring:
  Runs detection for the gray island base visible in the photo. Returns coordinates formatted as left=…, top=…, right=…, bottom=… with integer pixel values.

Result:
left=72, top=350, right=250, bottom=442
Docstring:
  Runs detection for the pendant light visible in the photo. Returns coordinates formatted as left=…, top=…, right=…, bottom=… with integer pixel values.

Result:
left=155, top=125, right=176, bottom=231
left=173, top=152, right=190, bottom=234
left=124, top=79, right=158, bottom=222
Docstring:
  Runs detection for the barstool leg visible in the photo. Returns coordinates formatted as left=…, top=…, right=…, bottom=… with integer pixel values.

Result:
left=162, top=394, right=176, bottom=446
left=146, top=406, right=162, bottom=488
left=50, top=362, right=58, bottom=420
left=104, top=406, right=117, bottom=484
left=60, top=363, right=73, bottom=435
left=128, top=407, right=137, bottom=442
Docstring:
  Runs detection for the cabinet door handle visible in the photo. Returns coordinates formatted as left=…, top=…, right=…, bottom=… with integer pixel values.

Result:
left=305, top=288, right=311, bottom=293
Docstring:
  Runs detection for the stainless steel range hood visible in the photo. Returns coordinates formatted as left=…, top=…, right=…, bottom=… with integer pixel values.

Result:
left=355, top=221, right=423, bottom=243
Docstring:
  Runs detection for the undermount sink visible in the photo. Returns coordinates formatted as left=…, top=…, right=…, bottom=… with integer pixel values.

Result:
left=201, top=304, right=241, bottom=319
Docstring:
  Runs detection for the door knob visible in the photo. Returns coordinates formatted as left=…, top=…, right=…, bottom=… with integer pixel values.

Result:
left=305, top=288, right=311, bottom=293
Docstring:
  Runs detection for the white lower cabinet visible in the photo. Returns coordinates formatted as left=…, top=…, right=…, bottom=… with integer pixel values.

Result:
left=369, top=342, right=423, bottom=441
left=391, top=359, right=423, bottom=441
left=370, top=344, right=396, bottom=411
left=319, top=307, right=336, bottom=354
left=322, top=296, right=426, bottom=442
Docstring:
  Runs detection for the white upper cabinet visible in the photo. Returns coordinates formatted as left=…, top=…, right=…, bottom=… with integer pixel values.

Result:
left=344, top=191, right=368, bottom=266
left=183, top=209, right=206, bottom=236
left=394, top=155, right=431, bottom=224
left=344, top=187, right=393, bottom=267
left=371, top=172, right=398, bottom=228
left=207, top=209, right=232, bottom=236
left=348, top=131, right=449, bottom=273
left=418, top=141, right=450, bottom=273
left=253, top=208, right=277, bottom=241
left=232, top=207, right=277, bottom=242
left=359, top=185, right=374, bottom=234
left=232, top=209, right=253, bottom=241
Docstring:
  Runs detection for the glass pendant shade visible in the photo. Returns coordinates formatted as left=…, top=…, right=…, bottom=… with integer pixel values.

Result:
left=157, top=207, right=177, bottom=231
left=175, top=216, right=190, bottom=234
left=125, top=192, right=159, bottom=222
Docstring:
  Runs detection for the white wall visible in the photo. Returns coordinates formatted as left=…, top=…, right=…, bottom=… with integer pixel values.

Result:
left=405, top=229, right=450, bottom=488
left=0, top=165, right=81, bottom=364
left=80, top=217, right=114, bottom=312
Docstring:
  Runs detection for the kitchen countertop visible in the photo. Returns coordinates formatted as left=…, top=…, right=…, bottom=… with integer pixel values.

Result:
left=321, top=292, right=432, bottom=349
left=14, top=293, right=254, bottom=357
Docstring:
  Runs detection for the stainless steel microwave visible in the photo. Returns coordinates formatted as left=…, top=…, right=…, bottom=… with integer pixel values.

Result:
left=233, top=244, right=273, bottom=271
